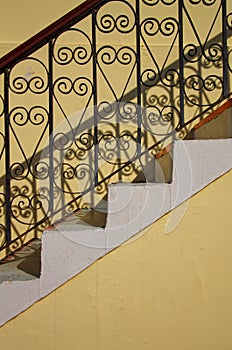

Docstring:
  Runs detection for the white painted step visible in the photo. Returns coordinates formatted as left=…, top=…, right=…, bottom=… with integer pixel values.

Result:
left=0, top=139, right=232, bottom=326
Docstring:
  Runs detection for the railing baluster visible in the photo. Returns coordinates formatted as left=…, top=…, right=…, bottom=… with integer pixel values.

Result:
left=136, top=0, right=141, bottom=157
left=4, top=69, right=11, bottom=243
left=178, top=0, right=185, bottom=127
left=48, top=40, right=54, bottom=216
left=92, top=9, right=99, bottom=186
left=222, top=0, right=228, bottom=98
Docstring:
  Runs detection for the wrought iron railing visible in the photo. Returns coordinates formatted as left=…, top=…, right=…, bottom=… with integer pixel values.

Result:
left=0, top=0, right=231, bottom=256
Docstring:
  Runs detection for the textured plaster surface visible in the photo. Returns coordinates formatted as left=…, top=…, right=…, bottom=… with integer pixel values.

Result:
left=0, top=139, right=232, bottom=326
left=0, top=163, right=232, bottom=350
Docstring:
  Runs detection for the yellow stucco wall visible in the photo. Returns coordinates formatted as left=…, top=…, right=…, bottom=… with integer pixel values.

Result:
left=0, top=169, right=232, bottom=349
left=0, top=0, right=84, bottom=51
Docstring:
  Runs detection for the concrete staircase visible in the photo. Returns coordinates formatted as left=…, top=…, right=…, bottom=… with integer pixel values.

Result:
left=0, top=131, right=232, bottom=325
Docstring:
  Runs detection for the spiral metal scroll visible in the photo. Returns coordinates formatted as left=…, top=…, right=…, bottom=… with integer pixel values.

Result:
left=10, top=182, right=49, bottom=225
left=1, top=52, right=51, bottom=251
left=9, top=58, right=49, bottom=94
left=10, top=106, right=48, bottom=126
left=98, top=132, right=138, bottom=165
left=96, top=0, right=136, bottom=33
left=188, top=0, right=217, bottom=5
left=142, top=0, right=176, bottom=5
left=9, top=106, right=49, bottom=180
left=53, top=28, right=93, bottom=65
left=184, top=74, right=223, bottom=106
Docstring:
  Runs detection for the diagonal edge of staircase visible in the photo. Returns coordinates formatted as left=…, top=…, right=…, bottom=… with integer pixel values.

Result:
left=0, top=137, right=232, bottom=326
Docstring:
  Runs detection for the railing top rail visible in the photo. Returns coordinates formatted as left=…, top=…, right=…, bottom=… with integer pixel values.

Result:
left=0, top=0, right=106, bottom=74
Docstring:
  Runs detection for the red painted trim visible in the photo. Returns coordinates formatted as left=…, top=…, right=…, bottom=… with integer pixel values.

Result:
left=155, top=144, right=172, bottom=159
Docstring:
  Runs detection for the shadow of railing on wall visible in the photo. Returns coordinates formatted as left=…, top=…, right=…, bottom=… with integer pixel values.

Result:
left=0, top=0, right=231, bottom=257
